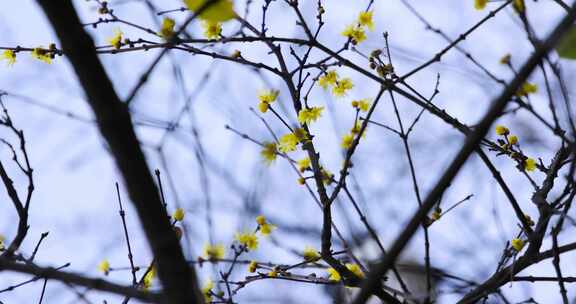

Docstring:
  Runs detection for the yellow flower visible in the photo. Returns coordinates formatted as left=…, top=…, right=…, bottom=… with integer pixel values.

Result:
left=508, top=135, right=518, bottom=145
left=298, top=106, right=324, bottom=125
left=258, top=101, right=269, bottom=113
left=327, top=267, right=341, bottom=281
left=203, top=20, right=222, bottom=39
left=235, top=231, right=258, bottom=250
left=511, top=238, right=525, bottom=251
left=431, top=209, right=441, bottom=221
left=268, top=268, right=278, bottom=277
left=31, top=48, right=51, bottom=64
left=256, top=215, right=276, bottom=236
left=98, top=259, right=110, bottom=275
left=351, top=122, right=367, bottom=138
left=500, top=54, right=511, bottom=65
left=303, top=246, right=320, bottom=262
left=256, top=215, right=267, bottom=226
left=297, top=157, right=310, bottom=172
left=159, top=17, right=176, bottom=39
left=318, top=70, right=338, bottom=89
left=332, top=78, right=353, bottom=97
left=346, top=263, right=364, bottom=278
left=142, top=266, right=156, bottom=290
left=258, top=89, right=279, bottom=104
left=203, top=243, right=225, bottom=260
left=351, top=99, right=371, bottom=112
left=260, top=142, right=278, bottom=165
left=495, top=125, right=509, bottom=136
left=341, top=133, right=355, bottom=149
left=357, top=11, right=374, bottom=31
left=516, top=82, right=538, bottom=97
left=248, top=260, right=258, bottom=273
left=278, top=132, right=300, bottom=153
left=525, top=158, right=536, bottom=172
left=202, top=279, right=214, bottom=303
left=342, top=25, right=367, bottom=44
left=184, top=0, right=236, bottom=22
left=1, top=50, right=16, bottom=66
left=108, top=29, right=123, bottom=50
left=474, top=0, right=488, bottom=10
left=513, top=0, right=525, bottom=12
left=173, top=208, right=185, bottom=221
left=321, top=167, right=334, bottom=185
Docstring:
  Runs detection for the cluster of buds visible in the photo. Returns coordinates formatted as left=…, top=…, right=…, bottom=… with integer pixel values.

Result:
left=493, top=125, right=537, bottom=172
left=98, top=1, right=111, bottom=15
left=368, top=49, right=394, bottom=78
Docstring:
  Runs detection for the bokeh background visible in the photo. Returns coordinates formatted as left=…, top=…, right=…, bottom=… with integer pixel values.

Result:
left=0, top=0, right=574, bottom=303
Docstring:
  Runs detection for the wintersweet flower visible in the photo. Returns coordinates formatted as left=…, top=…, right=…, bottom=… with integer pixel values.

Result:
left=260, top=142, right=278, bottom=165
left=332, top=78, right=353, bottom=97
left=173, top=208, right=185, bottom=221
left=256, top=215, right=275, bottom=236
left=327, top=267, right=341, bottom=281
left=203, top=21, right=222, bottom=39
left=31, top=48, right=51, bottom=64
left=303, top=246, right=320, bottom=261
left=525, top=158, right=536, bottom=172
left=184, top=0, right=236, bottom=22
left=248, top=260, right=258, bottom=273
left=203, top=243, right=225, bottom=260
left=345, top=263, right=364, bottom=278
left=257, top=89, right=279, bottom=113
left=511, top=238, right=525, bottom=251
left=508, top=135, right=518, bottom=145
left=142, top=266, right=156, bottom=290
left=341, top=133, right=354, bottom=149
left=108, top=30, right=123, bottom=50
left=318, top=70, right=338, bottom=89
left=298, top=106, right=324, bottom=125
left=297, top=157, right=310, bottom=172
left=351, top=99, right=371, bottom=112
left=278, top=132, right=299, bottom=153
left=516, top=82, right=538, bottom=97
left=358, top=11, right=374, bottom=31
left=474, top=0, right=487, bottom=10
left=513, top=0, right=525, bottom=12
left=1, top=50, right=16, bottom=66
left=495, top=125, right=509, bottom=136
left=98, top=259, right=110, bottom=275
left=202, top=279, right=214, bottom=303
left=341, top=25, right=366, bottom=44
left=235, top=231, right=258, bottom=250
left=159, top=17, right=176, bottom=39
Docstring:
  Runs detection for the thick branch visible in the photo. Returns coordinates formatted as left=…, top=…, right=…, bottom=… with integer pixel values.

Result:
left=35, top=1, right=203, bottom=303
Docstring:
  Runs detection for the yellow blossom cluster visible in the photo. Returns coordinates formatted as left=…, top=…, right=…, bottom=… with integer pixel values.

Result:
left=341, top=10, right=374, bottom=45
left=494, top=125, right=537, bottom=172
left=256, top=215, right=276, bottom=236
left=235, top=231, right=258, bottom=250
